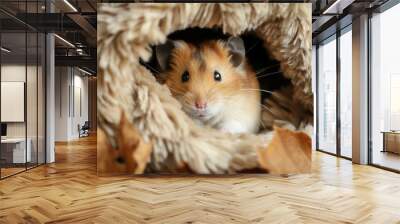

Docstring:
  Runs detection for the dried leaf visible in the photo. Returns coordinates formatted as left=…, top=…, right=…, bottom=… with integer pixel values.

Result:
left=97, top=111, right=152, bottom=176
left=258, top=126, right=311, bottom=174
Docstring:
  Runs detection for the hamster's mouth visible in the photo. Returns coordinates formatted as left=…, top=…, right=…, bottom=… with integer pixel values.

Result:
left=182, top=106, right=207, bottom=118
left=195, top=112, right=208, bottom=118
left=192, top=110, right=212, bottom=120
left=182, top=104, right=218, bottom=121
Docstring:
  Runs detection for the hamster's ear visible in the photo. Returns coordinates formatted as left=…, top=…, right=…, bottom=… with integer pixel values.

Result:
left=155, top=40, right=175, bottom=71
left=227, top=37, right=245, bottom=68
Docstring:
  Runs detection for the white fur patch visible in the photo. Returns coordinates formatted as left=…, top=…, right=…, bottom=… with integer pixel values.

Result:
left=220, top=120, right=249, bottom=134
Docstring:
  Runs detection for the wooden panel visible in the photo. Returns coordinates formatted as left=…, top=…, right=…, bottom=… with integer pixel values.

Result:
left=88, top=77, right=97, bottom=132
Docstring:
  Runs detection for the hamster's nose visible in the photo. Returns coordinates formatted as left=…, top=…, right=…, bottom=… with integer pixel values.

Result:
left=195, top=100, right=207, bottom=110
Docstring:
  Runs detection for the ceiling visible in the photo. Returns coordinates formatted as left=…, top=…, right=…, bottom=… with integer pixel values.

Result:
left=312, top=0, right=392, bottom=44
left=0, top=0, right=97, bottom=75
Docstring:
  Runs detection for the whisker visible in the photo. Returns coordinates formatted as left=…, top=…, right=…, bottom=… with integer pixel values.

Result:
left=255, top=64, right=280, bottom=75
left=240, top=89, right=274, bottom=94
left=259, top=119, right=266, bottom=129
left=259, top=103, right=274, bottom=113
left=256, top=71, right=283, bottom=78
left=218, top=95, right=239, bottom=100
left=168, top=87, right=184, bottom=95
left=245, top=40, right=261, bottom=54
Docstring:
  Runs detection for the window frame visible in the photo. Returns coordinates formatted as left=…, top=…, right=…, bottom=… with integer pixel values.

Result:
left=315, top=23, right=353, bottom=160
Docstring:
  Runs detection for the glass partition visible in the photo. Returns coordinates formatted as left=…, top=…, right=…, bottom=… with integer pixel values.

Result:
left=0, top=1, right=46, bottom=179
left=1, top=30, right=28, bottom=177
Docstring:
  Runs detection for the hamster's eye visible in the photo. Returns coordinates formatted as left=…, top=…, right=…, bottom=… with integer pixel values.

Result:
left=181, top=71, right=190, bottom=82
left=214, top=71, right=222, bottom=81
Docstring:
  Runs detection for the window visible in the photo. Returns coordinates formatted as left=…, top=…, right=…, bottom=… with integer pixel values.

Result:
left=317, top=35, right=337, bottom=154
left=370, top=2, right=400, bottom=171
left=339, top=27, right=352, bottom=158
left=316, top=25, right=353, bottom=159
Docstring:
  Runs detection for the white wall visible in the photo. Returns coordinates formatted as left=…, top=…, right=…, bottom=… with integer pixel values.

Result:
left=1, top=65, right=38, bottom=138
left=1, top=65, right=26, bottom=138
left=72, top=73, right=89, bottom=138
left=1, top=82, right=25, bottom=122
left=55, top=67, right=69, bottom=141
left=54, top=67, right=89, bottom=141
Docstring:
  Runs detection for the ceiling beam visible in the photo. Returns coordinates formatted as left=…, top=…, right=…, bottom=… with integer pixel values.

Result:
left=312, top=15, right=335, bottom=33
left=55, top=55, right=96, bottom=69
left=322, top=0, right=356, bottom=14
left=66, top=14, right=96, bottom=47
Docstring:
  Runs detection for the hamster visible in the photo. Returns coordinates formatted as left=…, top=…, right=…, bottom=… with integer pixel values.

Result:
left=155, top=37, right=261, bottom=134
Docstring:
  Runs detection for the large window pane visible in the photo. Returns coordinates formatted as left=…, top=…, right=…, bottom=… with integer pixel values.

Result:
left=371, top=3, right=400, bottom=171
left=318, top=36, right=337, bottom=154
left=339, top=28, right=352, bottom=158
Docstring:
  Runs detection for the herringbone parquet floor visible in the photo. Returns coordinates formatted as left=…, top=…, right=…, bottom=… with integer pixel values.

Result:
left=1, top=135, right=400, bottom=224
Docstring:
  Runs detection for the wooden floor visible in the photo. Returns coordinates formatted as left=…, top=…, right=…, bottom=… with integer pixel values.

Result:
left=373, top=150, right=400, bottom=171
left=0, top=167, right=26, bottom=178
left=1, top=135, right=400, bottom=223
left=1, top=163, right=45, bottom=178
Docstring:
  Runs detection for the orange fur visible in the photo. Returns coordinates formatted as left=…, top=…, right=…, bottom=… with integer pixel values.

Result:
left=163, top=40, right=261, bottom=133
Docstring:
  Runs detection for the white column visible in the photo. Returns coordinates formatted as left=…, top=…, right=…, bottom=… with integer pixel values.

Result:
left=352, top=14, right=369, bottom=164
left=45, top=0, right=56, bottom=163
left=46, top=32, right=55, bottom=163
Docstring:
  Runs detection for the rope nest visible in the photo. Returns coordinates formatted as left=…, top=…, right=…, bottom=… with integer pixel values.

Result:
left=97, top=3, right=313, bottom=174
